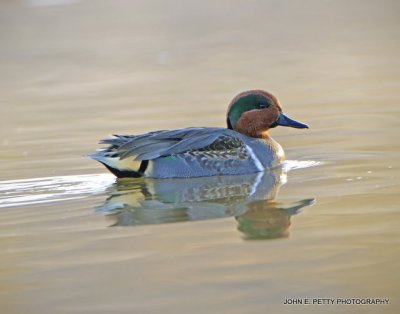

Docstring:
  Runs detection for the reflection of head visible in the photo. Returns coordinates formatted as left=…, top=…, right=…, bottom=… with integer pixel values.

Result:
left=236, top=201, right=291, bottom=240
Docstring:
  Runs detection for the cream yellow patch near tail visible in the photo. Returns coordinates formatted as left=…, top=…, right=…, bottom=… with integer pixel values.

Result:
left=91, top=155, right=142, bottom=172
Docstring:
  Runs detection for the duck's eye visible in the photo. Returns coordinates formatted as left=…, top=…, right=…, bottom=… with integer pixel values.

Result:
left=259, top=103, right=268, bottom=109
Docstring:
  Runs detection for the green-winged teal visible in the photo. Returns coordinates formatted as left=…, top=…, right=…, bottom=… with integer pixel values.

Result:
left=90, top=90, right=308, bottom=178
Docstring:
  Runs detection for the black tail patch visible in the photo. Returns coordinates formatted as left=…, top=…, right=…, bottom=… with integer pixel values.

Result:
left=102, top=160, right=149, bottom=178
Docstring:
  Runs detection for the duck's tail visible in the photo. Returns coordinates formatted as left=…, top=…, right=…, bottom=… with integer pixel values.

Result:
left=88, top=151, right=147, bottom=178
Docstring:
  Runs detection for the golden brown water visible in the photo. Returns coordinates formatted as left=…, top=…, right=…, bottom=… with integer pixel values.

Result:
left=1, top=0, right=400, bottom=313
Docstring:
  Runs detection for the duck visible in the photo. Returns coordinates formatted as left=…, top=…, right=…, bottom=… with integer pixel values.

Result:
left=89, top=90, right=308, bottom=178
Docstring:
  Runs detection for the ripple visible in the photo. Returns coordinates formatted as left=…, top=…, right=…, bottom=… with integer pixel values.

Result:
left=0, top=174, right=114, bottom=208
left=283, top=160, right=321, bottom=172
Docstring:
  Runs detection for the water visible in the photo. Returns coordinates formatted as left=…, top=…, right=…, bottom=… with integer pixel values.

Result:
left=1, top=0, right=399, bottom=313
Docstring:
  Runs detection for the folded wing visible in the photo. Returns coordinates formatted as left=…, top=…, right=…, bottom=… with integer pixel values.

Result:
left=99, top=127, right=246, bottom=161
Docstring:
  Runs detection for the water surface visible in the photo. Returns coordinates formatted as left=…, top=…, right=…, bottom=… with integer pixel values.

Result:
left=1, top=0, right=399, bottom=313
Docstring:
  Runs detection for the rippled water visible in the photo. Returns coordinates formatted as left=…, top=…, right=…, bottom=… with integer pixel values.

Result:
left=1, top=0, right=399, bottom=313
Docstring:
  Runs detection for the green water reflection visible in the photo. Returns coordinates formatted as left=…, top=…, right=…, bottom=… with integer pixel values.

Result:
left=97, top=169, right=314, bottom=239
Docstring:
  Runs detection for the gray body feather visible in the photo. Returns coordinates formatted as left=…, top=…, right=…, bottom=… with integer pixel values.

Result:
left=90, top=127, right=284, bottom=178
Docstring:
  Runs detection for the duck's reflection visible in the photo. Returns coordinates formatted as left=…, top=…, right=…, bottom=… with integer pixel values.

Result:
left=96, top=168, right=314, bottom=239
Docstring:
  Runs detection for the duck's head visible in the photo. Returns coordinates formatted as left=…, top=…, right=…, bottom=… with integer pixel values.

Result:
left=227, top=90, right=308, bottom=138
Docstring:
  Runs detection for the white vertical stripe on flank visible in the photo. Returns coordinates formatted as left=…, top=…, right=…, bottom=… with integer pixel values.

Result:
left=245, top=145, right=264, bottom=172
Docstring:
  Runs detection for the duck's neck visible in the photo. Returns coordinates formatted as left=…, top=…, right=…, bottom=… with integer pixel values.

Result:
left=237, top=127, right=271, bottom=139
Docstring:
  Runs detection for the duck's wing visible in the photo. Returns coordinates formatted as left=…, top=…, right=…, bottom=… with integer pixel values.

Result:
left=99, top=127, right=247, bottom=161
